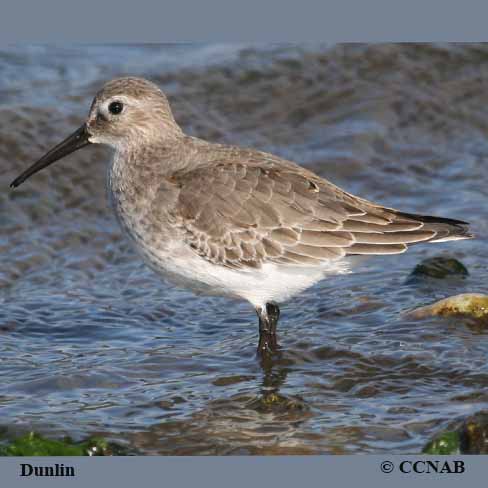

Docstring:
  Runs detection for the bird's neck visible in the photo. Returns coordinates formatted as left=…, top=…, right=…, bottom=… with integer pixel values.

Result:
left=107, top=136, right=189, bottom=212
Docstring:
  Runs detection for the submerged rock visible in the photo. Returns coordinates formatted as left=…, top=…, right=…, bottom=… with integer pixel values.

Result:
left=423, top=411, right=488, bottom=454
left=0, top=432, right=132, bottom=456
left=407, top=256, right=468, bottom=283
left=247, top=392, right=308, bottom=414
left=407, top=293, right=488, bottom=322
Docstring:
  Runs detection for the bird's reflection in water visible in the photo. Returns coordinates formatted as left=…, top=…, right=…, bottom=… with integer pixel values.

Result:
left=248, top=350, right=307, bottom=414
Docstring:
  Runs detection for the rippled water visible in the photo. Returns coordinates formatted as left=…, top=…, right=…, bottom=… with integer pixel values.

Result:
left=1, top=43, right=488, bottom=454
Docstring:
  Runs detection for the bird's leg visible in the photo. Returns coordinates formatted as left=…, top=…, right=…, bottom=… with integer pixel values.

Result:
left=256, top=302, right=280, bottom=357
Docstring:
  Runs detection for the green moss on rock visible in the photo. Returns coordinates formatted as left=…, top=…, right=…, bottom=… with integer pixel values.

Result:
left=423, top=411, right=488, bottom=454
left=0, top=432, right=130, bottom=456
left=423, top=432, right=460, bottom=455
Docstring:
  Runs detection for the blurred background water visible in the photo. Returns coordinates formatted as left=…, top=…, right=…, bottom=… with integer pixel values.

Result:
left=1, top=43, right=488, bottom=454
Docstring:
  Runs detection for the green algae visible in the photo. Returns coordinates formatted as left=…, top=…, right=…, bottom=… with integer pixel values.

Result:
left=423, top=411, right=488, bottom=454
left=423, top=432, right=460, bottom=455
left=0, top=432, right=129, bottom=456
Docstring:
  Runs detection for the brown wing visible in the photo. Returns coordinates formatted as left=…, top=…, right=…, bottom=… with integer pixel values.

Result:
left=169, top=161, right=471, bottom=269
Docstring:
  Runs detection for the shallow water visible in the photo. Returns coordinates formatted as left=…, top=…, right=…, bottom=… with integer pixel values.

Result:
left=1, top=43, right=488, bottom=454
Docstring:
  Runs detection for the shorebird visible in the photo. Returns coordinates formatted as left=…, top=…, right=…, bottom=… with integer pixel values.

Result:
left=11, top=77, right=473, bottom=357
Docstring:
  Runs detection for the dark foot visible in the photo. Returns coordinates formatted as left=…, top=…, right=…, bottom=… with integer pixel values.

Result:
left=256, top=302, right=281, bottom=358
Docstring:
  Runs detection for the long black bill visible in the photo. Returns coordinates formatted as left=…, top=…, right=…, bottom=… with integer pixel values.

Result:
left=10, top=125, right=91, bottom=188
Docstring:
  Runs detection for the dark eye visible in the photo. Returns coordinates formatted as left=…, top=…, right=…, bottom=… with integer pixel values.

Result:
left=108, top=101, right=124, bottom=115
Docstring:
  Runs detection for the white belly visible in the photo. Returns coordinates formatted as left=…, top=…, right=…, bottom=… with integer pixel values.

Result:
left=133, top=236, right=353, bottom=309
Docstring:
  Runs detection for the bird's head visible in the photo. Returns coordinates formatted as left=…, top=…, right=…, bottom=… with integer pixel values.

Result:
left=10, top=77, right=181, bottom=188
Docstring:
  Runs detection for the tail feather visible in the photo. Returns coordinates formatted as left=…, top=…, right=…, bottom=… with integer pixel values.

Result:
left=396, top=212, right=473, bottom=243
left=345, top=210, right=473, bottom=256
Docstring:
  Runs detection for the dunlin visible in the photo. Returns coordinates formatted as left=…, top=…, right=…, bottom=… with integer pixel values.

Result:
left=11, top=77, right=473, bottom=357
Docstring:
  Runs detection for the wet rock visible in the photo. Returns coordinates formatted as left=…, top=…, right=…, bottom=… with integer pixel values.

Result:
left=0, top=432, right=133, bottom=456
left=423, top=411, right=488, bottom=454
left=407, top=256, right=468, bottom=283
left=423, top=432, right=461, bottom=455
left=407, top=293, right=488, bottom=323
left=460, top=413, right=488, bottom=454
